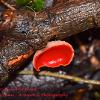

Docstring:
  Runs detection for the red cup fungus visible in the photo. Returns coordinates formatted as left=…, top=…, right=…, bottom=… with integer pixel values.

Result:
left=33, top=41, right=74, bottom=71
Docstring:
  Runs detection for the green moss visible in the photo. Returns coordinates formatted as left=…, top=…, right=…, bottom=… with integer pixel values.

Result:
left=16, top=0, right=45, bottom=11
left=32, top=0, right=45, bottom=11
left=16, top=0, right=30, bottom=6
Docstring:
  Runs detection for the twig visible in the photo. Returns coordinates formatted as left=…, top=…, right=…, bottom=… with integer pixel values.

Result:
left=1, top=0, right=16, bottom=11
left=19, top=71, right=100, bottom=85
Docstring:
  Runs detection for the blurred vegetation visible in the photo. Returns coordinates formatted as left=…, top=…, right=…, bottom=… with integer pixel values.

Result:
left=16, top=0, right=45, bottom=11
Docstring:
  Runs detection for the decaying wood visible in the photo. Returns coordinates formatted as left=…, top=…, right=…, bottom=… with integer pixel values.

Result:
left=0, top=0, right=100, bottom=86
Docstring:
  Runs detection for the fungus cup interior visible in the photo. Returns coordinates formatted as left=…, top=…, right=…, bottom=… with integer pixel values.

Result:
left=33, top=41, right=74, bottom=71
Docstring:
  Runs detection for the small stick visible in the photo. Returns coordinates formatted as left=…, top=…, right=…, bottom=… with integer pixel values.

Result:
left=0, top=0, right=16, bottom=11
left=19, top=71, right=100, bottom=85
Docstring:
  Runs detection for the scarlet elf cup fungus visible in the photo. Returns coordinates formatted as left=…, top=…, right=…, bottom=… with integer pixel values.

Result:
left=33, top=41, right=74, bottom=71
